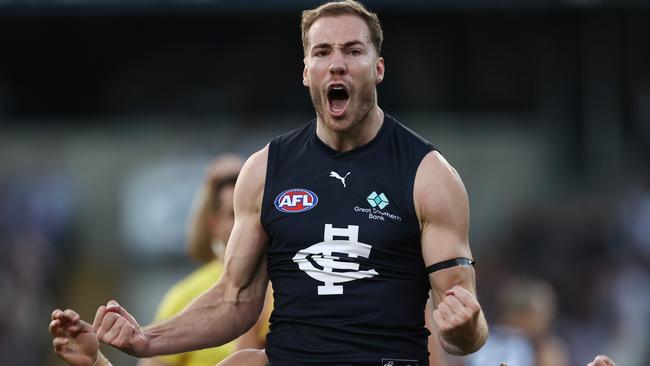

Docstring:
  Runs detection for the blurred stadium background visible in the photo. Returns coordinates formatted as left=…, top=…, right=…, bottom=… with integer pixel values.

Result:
left=1, top=0, right=649, bottom=365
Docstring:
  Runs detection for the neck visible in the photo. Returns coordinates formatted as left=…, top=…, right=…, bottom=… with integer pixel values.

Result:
left=316, top=106, right=384, bottom=152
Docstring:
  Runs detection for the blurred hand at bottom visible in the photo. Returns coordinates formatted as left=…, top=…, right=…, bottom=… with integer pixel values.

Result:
left=49, top=308, right=99, bottom=366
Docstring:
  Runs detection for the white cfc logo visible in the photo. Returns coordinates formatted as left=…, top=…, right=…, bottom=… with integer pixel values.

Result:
left=292, top=224, right=378, bottom=295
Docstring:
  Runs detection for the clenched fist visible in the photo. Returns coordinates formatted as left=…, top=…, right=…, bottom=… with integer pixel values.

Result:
left=433, top=285, right=485, bottom=354
left=93, top=300, right=149, bottom=357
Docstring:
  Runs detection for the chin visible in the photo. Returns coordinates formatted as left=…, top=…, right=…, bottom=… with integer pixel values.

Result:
left=323, top=115, right=358, bottom=132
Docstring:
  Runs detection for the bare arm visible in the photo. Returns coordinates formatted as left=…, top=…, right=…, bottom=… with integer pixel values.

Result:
left=94, top=147, right=270, bottom=358
left=415, top=151, right=488, bottom=355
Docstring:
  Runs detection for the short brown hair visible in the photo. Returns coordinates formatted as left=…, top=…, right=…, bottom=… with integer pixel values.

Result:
left=301, top=0, right=383, bottom=55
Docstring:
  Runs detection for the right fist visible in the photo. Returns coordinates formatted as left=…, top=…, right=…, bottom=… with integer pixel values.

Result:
left=93, top=300, right=149, bottom=357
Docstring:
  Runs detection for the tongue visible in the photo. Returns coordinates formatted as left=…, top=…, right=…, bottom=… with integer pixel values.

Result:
left=330, top=98, right=347, bottom=112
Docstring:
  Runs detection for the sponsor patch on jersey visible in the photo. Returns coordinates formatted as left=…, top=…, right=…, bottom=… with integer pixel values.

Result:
left=274, top=188, right=318, bottom=213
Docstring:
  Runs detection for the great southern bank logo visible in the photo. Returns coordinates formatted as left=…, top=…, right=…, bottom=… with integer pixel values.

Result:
left=274, top=188, right=318, bottom=213
left=353, top=191, right=401, bottom=222
left=367, top=191, right=389, bottom=209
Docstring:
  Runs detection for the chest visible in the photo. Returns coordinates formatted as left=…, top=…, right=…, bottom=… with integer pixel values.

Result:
left=263, top=156, right=420, bottom=256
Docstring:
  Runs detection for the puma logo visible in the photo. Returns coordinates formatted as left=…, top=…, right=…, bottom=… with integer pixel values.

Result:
left=329, top=171, right=350, bottom=188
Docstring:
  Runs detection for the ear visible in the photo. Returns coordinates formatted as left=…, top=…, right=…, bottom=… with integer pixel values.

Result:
left=375, top=57, right=385, bottom=84
left=302, top=58, right=310, bottom=87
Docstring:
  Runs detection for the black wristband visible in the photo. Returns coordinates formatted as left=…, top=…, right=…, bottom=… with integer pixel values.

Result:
left=425, top=257, right=475, bottom=275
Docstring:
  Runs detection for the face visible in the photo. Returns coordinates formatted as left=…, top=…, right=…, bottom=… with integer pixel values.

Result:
left=209, top=184, right=235, bottom=245
left=303, top=15, right=385, bottom=132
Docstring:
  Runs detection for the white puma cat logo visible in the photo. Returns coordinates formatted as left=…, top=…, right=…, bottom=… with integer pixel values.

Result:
left=329, top=171, right=350, bottom=188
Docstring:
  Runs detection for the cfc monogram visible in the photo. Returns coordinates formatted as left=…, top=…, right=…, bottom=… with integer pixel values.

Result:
left=292, top=224, right=378, bottom=295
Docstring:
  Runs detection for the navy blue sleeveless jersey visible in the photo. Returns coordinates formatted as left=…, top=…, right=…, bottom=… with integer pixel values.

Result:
left=261, top=114, right=435, bottom=366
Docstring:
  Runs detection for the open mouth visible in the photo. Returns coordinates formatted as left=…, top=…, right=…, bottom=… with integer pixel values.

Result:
left=327, top=85, right=349, bottom=116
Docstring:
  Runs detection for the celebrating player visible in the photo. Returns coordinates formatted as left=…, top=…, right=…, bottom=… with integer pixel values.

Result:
left=53, top=1, right=487, bottom=365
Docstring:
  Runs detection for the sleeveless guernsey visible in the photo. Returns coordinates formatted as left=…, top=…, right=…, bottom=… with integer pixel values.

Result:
left=261, top=114, right=435, bottom=366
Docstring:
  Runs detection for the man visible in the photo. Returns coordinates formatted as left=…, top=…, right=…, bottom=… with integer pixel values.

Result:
left=53, top=1, right=487, bottom=364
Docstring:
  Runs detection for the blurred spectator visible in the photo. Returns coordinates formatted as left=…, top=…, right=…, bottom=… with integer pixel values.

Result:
left=465, top=276, right=569, bottom=366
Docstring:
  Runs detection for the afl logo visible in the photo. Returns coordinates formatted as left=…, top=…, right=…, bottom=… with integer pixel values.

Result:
left=274, top=188, right=318, bottom=213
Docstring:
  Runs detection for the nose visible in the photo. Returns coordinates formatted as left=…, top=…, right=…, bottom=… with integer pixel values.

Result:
left=329, top=51, right=347, bottom=75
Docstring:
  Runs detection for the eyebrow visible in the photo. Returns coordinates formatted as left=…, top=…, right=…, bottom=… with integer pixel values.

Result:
left=311, top=40, right=366, bottom=50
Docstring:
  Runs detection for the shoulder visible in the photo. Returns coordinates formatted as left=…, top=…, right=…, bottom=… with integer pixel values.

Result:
left=239, top=146, right=268, bottom=184
left=414, top=150, right=469, bottom=228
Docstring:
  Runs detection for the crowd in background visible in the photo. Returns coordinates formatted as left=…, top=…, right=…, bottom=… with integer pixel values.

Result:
left=474, top=177, right=650, bottom=365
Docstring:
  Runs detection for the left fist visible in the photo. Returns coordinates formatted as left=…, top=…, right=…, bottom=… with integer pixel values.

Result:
left=433, top=285, right=481, bottom=338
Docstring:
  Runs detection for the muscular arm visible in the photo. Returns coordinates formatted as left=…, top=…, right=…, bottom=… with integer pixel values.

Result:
left=415, top=151, right=488, bottom=355
left=95, top=148, right=270, bottom=358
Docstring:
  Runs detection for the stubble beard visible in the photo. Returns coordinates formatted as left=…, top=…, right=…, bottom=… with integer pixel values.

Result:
left=310, top=81, right=377, bottom=133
